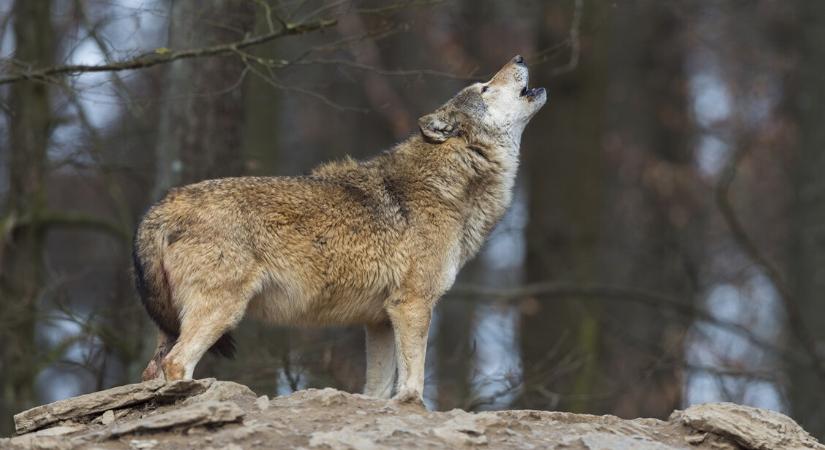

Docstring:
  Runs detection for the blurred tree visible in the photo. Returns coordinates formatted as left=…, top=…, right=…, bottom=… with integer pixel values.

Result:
left=0, top=0, right=54, bottom=435
left=520, top=1, right=702, bottom=417
left=57, top=0, right=161, bottom=393
left=597, top=1, right=701, bottom=417
left=206, top=3, right=288, bottom=395
left=431, top=0, right=486, bottom=411
left=520, top=0, right=608, bottom=412
left=152, top=0, right=255, bottom=200
left=152, top=0, right=256, bottom=380
left=241, top=11, right=281, bottom=179
left=787, top=0, right=825, bottom=438
left=435, top=276, right=476, bottom=410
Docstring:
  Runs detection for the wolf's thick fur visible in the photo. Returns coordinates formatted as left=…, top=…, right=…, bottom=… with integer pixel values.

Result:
left=134, top=56, right=546, bottom=402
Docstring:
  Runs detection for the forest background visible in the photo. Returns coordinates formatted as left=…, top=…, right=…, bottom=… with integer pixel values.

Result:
left=2, top=0, right=824, bottom=440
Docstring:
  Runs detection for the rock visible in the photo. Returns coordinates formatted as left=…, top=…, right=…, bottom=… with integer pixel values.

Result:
left=557, top=432, right=683, bottom=450
left=99, top=410, right=115, bottom=426
left=101, top=400, right=244, bottom=438
left=14, top=378, right=213, bottom=434
left=309, top=429, right=382, bottom=450
left=684, top=432, right=707, bottom=445
left=676, top=402, right=825, bottom=450
left=129, top=439, right=159, bottom=449
left=13, top=379, right=156, bottom=434
left=4, top=381, right=823, bottom=450
left=153, top=378, right=214, bottom=401
left=307, top=412, right=428, bottom=449
left=431, top=412, right=489, bottom=446
left=303, top=388, right=352, bottom=407
left=31, top=425, right=86, bottom=437
left=181, top=380, right=255, bottom=406
left=256, top=395, right=270, bottom=411
left=2, top=434, right=75, bottom=450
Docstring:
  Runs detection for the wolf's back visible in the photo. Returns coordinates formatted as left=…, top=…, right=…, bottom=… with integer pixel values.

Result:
left=132, top=208, right=235, bottom=358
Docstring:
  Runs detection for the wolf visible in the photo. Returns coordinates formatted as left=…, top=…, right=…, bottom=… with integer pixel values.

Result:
left=133, top=55, right=546, bottom=403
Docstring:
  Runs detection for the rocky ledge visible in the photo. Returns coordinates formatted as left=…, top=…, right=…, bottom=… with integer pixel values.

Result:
left=2, top=379, right=822, bottom=449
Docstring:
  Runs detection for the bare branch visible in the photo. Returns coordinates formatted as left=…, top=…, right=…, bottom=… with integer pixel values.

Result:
left=715, top=135, right=825, bottom=381
left=4, top=210, right=131, bottom=242
left=352, top=0, right=447, bottom=16
left=548, top=0, right=583, bottom=77
left=291, top=58, right=480, bottom=81
left=253, top=0, right=282, bottom=33
left=244, top=61, right=368, bottom=113
left=72, top=0, right=142, bottom=118
left=294, top=0, right=446, bottom=24
left=0, top=17, right=338, bottom=86
left=715, top=142, right=787, bottom=294
left=448, top=282, right=789, bottom=364
left=335, top=4, right=413, bottom=137
left=56, top=58, right=136, bottom=231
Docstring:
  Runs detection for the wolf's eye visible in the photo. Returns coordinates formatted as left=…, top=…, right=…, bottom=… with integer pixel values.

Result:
left=481, top=85, right=489, bottom=93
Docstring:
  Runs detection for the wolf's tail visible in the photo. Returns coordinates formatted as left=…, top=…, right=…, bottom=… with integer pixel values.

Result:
left=132, top=220, right=236, bottom=359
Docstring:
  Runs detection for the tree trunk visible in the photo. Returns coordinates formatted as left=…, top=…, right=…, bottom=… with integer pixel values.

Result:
left=150, top=0, right=254, bottom=379
left=519, top=0, right=608, bottom=412
left=598, top=0, right=699, bottom=417
left=435, top=297, right=475, bottom=410
left=152, top=0, right=254, bottom=200
left=0, top=0, right=54, bottom=435
left=787, top=0, right=825, bottom=438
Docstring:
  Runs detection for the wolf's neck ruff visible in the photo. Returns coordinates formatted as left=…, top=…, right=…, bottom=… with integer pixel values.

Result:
left=318, top=133, right=520, bottom=266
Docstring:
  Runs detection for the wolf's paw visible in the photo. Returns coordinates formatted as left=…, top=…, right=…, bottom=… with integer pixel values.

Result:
left=161, top=358, right=185, bottom=381
left=141, top=360, right=163, bottom=382
left=392, top=388, right=425, bottom=408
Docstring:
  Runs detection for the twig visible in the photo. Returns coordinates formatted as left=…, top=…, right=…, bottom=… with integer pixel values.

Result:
left=548, top=0, right=583, bottom=77
left=253, top=0, right=281, bottom=33
left=291, top=58, right=479, bottom=81
left=244, top=61, right=368, bottom=113
left=59, top=78, right=135, bottom=232
left=73, top=0, right=142, bottom=118
left=353, top=0, right=447, bottom=16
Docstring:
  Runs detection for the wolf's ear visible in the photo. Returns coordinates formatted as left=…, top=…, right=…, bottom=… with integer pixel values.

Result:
left=418, top=111, right=458, bottom=143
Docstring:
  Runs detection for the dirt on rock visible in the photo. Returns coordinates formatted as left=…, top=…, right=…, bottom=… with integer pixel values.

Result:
left=2, top=379, right=822, bottom=450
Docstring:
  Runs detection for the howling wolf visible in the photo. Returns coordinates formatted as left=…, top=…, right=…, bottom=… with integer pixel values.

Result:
left=133, top=55, right=547, bottom=404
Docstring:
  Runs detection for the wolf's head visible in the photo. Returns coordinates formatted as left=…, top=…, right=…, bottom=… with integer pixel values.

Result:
left=418, top=55, right=547, bottom=148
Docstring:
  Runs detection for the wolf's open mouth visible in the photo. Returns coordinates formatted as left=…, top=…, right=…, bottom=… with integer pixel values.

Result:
left=520, top=86, right=544, bottom=99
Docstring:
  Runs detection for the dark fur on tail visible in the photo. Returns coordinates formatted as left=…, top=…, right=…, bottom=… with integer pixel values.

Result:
left=132, top=230, right=236, bottom=358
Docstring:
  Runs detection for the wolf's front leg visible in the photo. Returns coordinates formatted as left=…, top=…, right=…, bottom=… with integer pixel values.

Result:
left=386, top=298, right=433, bottom=405
left=364, top=321, right=397, bottom=398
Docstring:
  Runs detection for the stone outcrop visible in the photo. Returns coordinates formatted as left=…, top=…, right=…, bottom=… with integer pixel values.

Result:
left=2, top=379, right=822, bottom=449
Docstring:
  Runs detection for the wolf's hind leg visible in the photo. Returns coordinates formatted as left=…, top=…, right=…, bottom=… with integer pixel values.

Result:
left=386, top=298, right=432, bottom=405
left=364, top=321, right=397, bottom=398
left=161, top=287, right=253, bottom=381
left=142, top=331, right=174, bottom=381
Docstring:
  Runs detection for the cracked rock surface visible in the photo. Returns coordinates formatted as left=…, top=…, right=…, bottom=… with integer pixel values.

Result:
left=2, top=379, right=822, bottom=449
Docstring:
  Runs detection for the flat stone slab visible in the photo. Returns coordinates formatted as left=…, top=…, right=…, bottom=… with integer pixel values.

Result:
left=13, top=378, right=214, bottom=434
left=100, top=400, right=244, bottom=438
left=675, top=402, right=825, bottom=450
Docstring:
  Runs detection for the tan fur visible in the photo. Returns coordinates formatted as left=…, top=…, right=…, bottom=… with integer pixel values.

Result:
left=133, top=56, right=546, bottom=403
